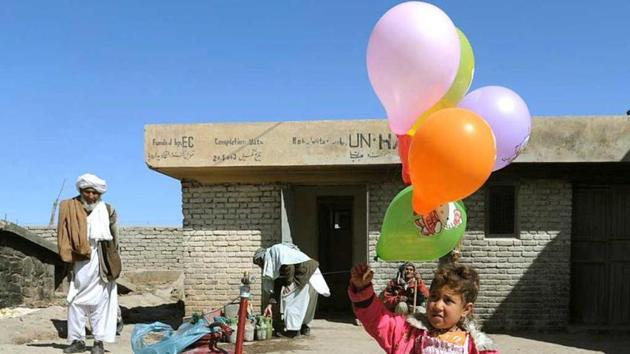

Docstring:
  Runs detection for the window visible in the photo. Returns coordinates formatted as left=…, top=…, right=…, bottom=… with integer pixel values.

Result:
left=486, top=184, right=518, bottom=237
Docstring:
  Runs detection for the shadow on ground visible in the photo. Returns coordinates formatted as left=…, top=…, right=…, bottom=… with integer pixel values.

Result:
left=121, top=300, right=185, bottom=329
left=25, top=342, right=66, bottom=349
left=50, top=319, right=67, bottom=339
left=44, top=300, right=185, bottom=342
left=314, top=312, right=357, bottom=325
left=24, top=342, right=104, bottom=354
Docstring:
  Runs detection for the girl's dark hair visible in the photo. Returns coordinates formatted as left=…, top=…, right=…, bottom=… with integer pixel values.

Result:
left=430, top=263, right=480, bottom=304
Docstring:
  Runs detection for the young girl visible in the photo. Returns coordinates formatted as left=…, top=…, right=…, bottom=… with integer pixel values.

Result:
left=349, top=263, right=498, bottom=354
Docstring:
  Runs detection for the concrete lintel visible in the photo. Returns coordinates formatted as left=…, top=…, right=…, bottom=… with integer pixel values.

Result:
left=159, top=164, right=400, bottom=184
left=145, top=116, right=630, bottom=182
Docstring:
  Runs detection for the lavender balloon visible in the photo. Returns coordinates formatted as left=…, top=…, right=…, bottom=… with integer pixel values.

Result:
left=459, top=86, right=531, bottom=171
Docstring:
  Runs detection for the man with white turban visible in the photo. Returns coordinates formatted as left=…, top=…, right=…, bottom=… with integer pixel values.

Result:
left=57, top=173, right=122, bottom=354
left=253, top=243, right=330, bottom=338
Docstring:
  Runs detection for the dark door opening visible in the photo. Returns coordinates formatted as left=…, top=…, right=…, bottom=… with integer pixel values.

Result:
left=571, top=185, right=630, bottom=326
left=316, top=196, right=353, bottom=317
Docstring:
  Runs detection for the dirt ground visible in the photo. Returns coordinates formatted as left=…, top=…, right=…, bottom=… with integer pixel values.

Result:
left=1, top=298, right=629, bottom=354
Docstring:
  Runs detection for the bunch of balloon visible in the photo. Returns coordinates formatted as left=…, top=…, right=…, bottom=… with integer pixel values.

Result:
left=367, top=1, right=483, bottom=261
left=397, top=86, right=533, bottom=259
left=368, top=2, right=532, bottom=261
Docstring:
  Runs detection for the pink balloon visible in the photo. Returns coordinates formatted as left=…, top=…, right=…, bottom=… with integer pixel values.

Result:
left=367, top=2, right=460, bottom=135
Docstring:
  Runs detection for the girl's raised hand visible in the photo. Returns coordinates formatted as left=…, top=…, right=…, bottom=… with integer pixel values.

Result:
left=350, top=263, right=373, bottom=290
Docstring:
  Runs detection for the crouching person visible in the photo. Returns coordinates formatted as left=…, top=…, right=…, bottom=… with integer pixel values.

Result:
left=253, top=244, right=330, bottom=338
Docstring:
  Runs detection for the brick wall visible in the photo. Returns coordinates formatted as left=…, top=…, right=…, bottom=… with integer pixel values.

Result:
left=367, top=178, right=571, bottom=330
left=15, top=177, right=571, bottom=329
left=118, top=227, right=183, bottom=272
left=481, top=180, right=571, bottom=330
left=181, top=181, right=282, bottom=315
left=26, top=226, right=184, bottom=273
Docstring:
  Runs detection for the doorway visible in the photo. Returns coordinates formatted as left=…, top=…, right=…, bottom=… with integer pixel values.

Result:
left=571, top=184, right=630, bottom=326
left=285, top=185, right=367, bottom=318
left=316, top=196, right=354, bottom=316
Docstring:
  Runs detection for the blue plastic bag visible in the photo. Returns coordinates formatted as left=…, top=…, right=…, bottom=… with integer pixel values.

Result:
left=131, top=320, right=211, bottom=354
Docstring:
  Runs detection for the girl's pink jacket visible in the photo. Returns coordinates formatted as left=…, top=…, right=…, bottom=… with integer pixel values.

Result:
left=349, top=283, right=499, bottom=354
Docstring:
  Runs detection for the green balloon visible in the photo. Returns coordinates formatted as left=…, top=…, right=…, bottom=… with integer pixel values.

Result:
left=445, top=28, right=475, bottom=106
left=376, top=186, right=467, bottom=261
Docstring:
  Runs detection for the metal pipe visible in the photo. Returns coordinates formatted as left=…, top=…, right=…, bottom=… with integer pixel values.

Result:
left=234, top=296, right=248, bottom=354
left=235, top=271, right=251, bottom=354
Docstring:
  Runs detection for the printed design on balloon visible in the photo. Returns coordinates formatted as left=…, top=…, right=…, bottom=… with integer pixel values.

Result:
left=414, top=202, right=463, bottom=237
left=502, top=135, right=530, bottom=163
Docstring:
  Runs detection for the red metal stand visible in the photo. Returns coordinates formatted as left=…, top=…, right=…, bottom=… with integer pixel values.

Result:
left=234, top=295, right=248, bottom=354
left=234, top=272, right=251, bottom=354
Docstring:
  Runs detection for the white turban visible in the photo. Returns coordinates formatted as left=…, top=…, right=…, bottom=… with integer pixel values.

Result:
left=75, top=173, right=107, bottom=194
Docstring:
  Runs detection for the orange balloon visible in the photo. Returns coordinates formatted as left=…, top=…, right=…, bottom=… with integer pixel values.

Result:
left=409, top=108, right=496, bottom=215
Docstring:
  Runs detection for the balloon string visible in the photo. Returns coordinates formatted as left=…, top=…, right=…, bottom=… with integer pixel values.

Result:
left=320, top=270, right=351, bottom=276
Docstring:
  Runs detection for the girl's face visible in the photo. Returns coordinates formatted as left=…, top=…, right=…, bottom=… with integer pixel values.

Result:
left=427, top=285, right=473, bottom=330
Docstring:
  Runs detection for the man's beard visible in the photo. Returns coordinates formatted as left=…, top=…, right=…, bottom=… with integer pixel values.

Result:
left=80, top=197, right=100, bottom=212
